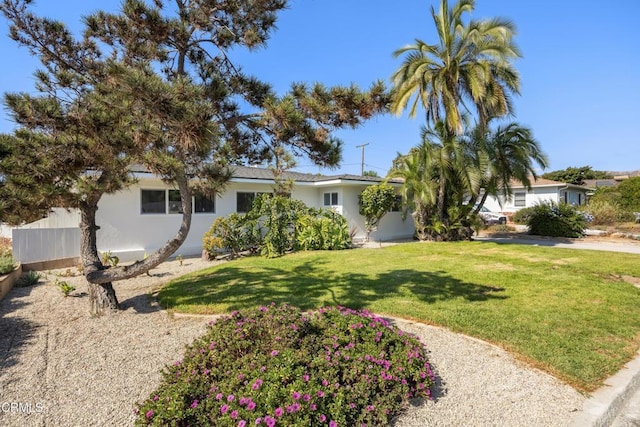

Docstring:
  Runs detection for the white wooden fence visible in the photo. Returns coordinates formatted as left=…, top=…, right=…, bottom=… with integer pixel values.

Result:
left=12, top=228, right=81, bottom=264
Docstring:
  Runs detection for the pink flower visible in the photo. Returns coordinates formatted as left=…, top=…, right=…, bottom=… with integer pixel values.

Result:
left=252, top=379, right=263, bottom=390
left=238, top=421, right=247, bottom=427
left=270, top=350, right=279, bottom=357
left=274, top=407, right=284, bottom=417
left=145, top=410, right=154, bottom=419
left=303, top=394, right=311, bottom=401
left=190, top=400, right=199, bottom=409
left=221, top=404, right=229, bottom=414
left=216, top=393, right=224, bottom=400
left=292, top=391, right=301, bottom=400
left=302, top=374, right=310, bottom=382
left=228, top=395, right=235, bottom=402
left=264, top=416, right=276, bottom=427
left=319, top=414, right=327, bottom=422
left=317, top=390, right=325, bottom=397
left=329, top=421, right=337, bottom=427
left=230, top=410, right=238, bottom=419
left=247, top=401, right=256, bottom=411
left=322, top=379, right=329, bottom=386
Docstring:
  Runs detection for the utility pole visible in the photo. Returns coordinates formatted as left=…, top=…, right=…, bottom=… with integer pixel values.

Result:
left=356, top=143, right=369, bottom=176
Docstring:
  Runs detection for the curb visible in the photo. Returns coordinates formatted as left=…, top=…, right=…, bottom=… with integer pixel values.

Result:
left=571, top=349, right=640, bottom=426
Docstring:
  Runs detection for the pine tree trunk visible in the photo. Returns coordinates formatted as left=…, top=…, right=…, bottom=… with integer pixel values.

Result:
left=79, top=199, right=120, bottom=316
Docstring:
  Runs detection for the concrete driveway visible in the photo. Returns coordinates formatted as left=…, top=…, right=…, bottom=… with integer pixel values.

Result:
left=475, top=235, right=640, bottom=254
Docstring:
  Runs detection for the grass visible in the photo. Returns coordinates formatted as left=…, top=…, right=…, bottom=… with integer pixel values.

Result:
left=158, top=241, right=640, bottom=392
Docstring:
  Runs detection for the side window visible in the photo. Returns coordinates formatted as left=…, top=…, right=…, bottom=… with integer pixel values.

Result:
left=168, top=190, right=183, bottom=214
left=514, top=192, right=526, bottom=207
left=141, top=190, right=166, bottom=214
left=323, top=192, right=338, bottom=206
left=237, top=192, right=255, bottom=213
left=391, top=195, right=402, bottom=212
left=195, top=193, right=215, bottom=213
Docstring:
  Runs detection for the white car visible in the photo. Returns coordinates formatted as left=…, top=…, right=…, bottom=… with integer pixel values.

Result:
left=477, top=206, right=507, bottom=225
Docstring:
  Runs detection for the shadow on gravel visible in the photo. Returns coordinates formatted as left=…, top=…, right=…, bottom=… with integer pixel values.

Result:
left=118, top=293, right=163, bottom=314
left=0, top=287, right=41, bottom=372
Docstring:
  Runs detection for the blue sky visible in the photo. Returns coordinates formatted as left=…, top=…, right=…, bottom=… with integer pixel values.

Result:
left=1, top=0, right=639, bottom=176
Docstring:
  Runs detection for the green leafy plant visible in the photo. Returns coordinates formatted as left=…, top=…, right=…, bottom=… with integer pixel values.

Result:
left=511, top=206, right=535, bottom=225
left=17, top=270, right=42, bottom=287
left=55, top=278, right=76, bottom=297
left=0, top=255, right=16, bottom=275
left=100, top=251, right=119, bottom=267
left=295, top=209, right=351, bottom=251
left=526, top=201, right=586, bottom=238
left=135, top=304, right=434, bottom=426
left=358, top=184, right=396, bottom=241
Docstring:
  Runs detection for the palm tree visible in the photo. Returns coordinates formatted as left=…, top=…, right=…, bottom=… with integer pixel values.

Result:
left=391, top=0, right=521, bottom=135
left=390, top=121, right=482, bottom=240
left=466, top=122, right=549, bottom=212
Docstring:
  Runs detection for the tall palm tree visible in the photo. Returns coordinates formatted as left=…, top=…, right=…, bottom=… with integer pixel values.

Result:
left=391, top=0, right=521, bottom=135
left=466, top=122, right=549, bottom=212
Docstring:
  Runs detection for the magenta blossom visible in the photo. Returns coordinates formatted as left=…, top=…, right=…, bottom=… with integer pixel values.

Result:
left=190, top=400, right=199, bottom=409
left=274, top=407, right=284, bottom=417
left=145, top=410, right=154, bottom=419
left=247, top=401, right=256, bottom=411
left=221, top=404, right=229, bottom=414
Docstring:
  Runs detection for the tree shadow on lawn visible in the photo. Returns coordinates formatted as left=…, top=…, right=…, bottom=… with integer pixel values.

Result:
left=161, top=258, right=507, bottom=313
left=0, top=286, right=41, bottom=373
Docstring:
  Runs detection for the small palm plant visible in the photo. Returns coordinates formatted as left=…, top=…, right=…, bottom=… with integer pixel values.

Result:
left=55, top=278, right=76, bottom=297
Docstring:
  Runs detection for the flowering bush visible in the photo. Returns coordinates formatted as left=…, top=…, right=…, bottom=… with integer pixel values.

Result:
left=135, top=304, right=435, bottom=426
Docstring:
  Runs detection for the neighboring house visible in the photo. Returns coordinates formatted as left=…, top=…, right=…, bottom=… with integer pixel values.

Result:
left=4, top=166, right=414, bottom=265
left=482, top=177, right=592, bottom=216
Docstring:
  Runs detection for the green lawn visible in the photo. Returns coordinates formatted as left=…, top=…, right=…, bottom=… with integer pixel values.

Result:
left=158, top=241, right=640, bottom=392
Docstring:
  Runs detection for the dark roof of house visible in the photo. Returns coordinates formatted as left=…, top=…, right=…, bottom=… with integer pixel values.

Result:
left=230, top=165, right=391, bottom=183
left=130, top=164, right=397, bottom=184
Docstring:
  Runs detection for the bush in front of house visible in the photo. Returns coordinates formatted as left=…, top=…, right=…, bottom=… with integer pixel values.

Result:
left=135, top=304, right=435, bottom=427
left=0, top=255, right=15, bottom=275
left=203, top=195, right=351, bottom=259
left=525, top=201, right=587, bottom=238
left=511, top=207, right=534, bottom=225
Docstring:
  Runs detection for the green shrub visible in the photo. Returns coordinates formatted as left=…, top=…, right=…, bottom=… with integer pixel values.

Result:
left=17, top=270, right=41, bottom=287
left=203, top=214, right=261, bottom=258
left=135, top=304, right=435, bottom=426
left=295, top=209, right=351, bottom=251
left=511, top=207, right=535, bottom=224
left=0, top=255, right=16, bottom=275
left=204, top=197, right=352, bottom=259
left=55, top=278, right=75, bottom=297
left=526, top=202, right=586, bottom=238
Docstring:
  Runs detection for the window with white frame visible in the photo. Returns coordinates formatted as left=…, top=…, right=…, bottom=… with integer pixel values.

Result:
left=323, top=192, right=338, bottom=206
left=141, top=189, right=216, bottom=215
left=514, top=191, right=526, bottom=207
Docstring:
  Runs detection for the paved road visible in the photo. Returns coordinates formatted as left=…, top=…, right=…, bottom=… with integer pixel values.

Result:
left=475, top=236, right=640, bottom=254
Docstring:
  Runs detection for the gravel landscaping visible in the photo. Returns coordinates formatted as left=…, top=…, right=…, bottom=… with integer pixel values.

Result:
left=0, top=257, right=584, bottom=426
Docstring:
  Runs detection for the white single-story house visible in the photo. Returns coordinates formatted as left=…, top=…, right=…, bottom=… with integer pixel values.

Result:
left=3, top=166, right=414, bottom=265
left=482, top=177, right=592, bottom=217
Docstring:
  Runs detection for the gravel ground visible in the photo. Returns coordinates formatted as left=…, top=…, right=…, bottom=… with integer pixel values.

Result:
left=0, top=257, right=584, bottom=426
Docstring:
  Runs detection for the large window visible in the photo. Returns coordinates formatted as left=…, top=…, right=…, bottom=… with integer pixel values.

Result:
left=141, top=189, right=216, bottom=215
left=141, top=190, right=166, bottom=214
left=236, top=192, right=269, bottom=213
left=195, top=193, right=215, bottom=213
left=323, top=192, right=338, bottom=206
left=514, top=191, right=526, bottom=207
